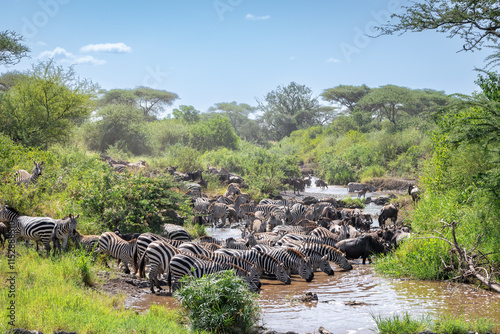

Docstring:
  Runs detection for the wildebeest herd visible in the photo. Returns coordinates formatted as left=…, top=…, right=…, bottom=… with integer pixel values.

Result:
left=1, top=160, right=411, bottom=295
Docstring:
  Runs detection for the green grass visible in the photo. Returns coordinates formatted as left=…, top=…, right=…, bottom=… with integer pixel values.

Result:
left=0, top=246, right=205, bottom=334
left=372, top=312, right=496, bottom=334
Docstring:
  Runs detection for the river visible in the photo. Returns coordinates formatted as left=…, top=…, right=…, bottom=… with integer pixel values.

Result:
left=129, top=183, right=500, bottom=333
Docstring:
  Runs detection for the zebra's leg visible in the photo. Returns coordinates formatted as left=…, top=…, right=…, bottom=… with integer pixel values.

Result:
left=149, top=265, right=160, bottom=294
left=62, top=237, right=68, bottom=252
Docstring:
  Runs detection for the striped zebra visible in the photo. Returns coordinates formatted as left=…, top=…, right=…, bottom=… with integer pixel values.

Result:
left=193, top=197, right=213, bottom=215
left=278, top=232, right=338, bottom=248
left=200, top=242, right=222, bottom=251
left=294, top=247, right=334, bottom=275
left=163, top=224, right=192, bottom=241
left=253, top=244, right=313, bottom=282
left=285, top=203, right=307, bottom=225
left=224, top=237, right=248, bottom=250
left=309, top=226, right=340, bottom=241
left=198, top=235, right=224, bottom=245
left=0, top=222, right=7, bottom=248
left=136, top=232, right=184, bottom=267
left=98, top=231, right=138, bottom=274
left=177, top=241, right=212, bottom=256
left=295, top=243, right=352, bottom=270
left=52, top=214, right=79, bottom=254
left=312, top=202, right=336, bottom=221
left=259, top=198, right=295, bottom=207
left=167, top=253, right=258, bottom=292
left=0, top=205, right=56, bottom=255
left=72, top=230, right=100, bottom=252
left=207, top=202, right=230, bottom=227
left=15, top=161, right=44, bottom=187
left=214, top=248, right=291, bottom=284
left=138, top=240, right=180, bottom=293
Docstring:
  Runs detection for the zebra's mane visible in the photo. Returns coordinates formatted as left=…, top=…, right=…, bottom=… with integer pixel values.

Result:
left=3, top=206, right=21, bottom=216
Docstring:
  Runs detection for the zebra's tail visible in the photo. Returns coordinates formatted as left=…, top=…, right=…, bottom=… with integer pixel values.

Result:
left=138, top=252, right=148, bottom=279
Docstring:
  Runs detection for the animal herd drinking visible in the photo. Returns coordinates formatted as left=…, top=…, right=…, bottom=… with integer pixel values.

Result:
left=0, top=170, right=408, bottom=296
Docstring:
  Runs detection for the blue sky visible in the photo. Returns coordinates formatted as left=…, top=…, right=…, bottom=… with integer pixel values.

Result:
left=1, top=0, right=492, bottom=115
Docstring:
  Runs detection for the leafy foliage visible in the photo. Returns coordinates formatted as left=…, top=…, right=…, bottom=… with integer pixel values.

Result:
left=175, top=270, right=261, bottom=334
left=190, top=114, right=239, bottom=151
left=79, top=170, right=188, bottom=233
left=0, top=60, right=98, bottom=148
left=0, top=30, right=30, bottom=66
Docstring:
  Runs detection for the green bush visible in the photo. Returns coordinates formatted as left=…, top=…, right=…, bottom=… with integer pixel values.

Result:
left=175, top=270, right=261, bottom=334
left=79, top=170, right=189, bottom=233
left=319, top=155, right=357, bottom=185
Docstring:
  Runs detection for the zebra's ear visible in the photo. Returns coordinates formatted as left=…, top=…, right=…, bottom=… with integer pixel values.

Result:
left=75, top=214, right=80, bottom=219
left=40, top=161, right=44, bottom=165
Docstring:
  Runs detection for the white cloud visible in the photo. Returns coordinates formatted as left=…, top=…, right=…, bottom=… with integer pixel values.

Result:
left=36, top=41, right=47, bottom=46
left=245, top=14, right=271, bottom=21
left=80, top=42, right=132, bottom=53
left=326, top=57, right=341, bottom=63
left=37, top=47, right=106, bottom=65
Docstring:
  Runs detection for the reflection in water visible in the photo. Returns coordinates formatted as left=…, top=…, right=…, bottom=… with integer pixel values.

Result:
left=128, top=185, right=500, bottom=334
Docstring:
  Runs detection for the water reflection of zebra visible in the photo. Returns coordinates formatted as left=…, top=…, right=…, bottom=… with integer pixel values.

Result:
left=15, top=161, right=44, bottom=187
left=0, top=205, right=56, bottom=255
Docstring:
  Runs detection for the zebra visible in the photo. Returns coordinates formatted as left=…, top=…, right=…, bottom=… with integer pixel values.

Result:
left=309, top=226, right=340, bottom=241
left=252, top=244, right=314, bottom=282
left=215, top=248, right=291, bottom=284
left=177, top=241, right=212, bottom=256
left=224, top=237, right=248, bottom=250
left=294, top=247, right=335, bottom=275
left=0, top=222, right=7, bottom=248
left=15, top=161, right=44, bottom=187
left=167, top=253, right=258, bottom=292
left=285, top=203, right=307, bottom=225
left=0, top=205, right=56, bottom=255
left=278, top=232, right=338, bottom=248
left=136, top=232, right=184, bottom=267
left=200, top=242, right=222, bottom=251
left=294, top=242, right=353, bottom=270
left=51, top=214, right=79, bottom=254
left=193, top=197, right=213, bottom=215
left=207, top=202, right=230, bottom=227
left=72, top=230, right=100, bottom=252
left=198, top=235, right=224, bottom=245
left=98, top=231, right=138, bottom=274
left=224, top=183, right=241, bottom=198
left=138, top=240, right=180, bottom=293
left=163, top=223, right=192, bottom=241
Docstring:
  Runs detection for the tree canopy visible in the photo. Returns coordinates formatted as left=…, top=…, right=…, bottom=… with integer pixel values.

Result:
left=258, top=82, right=335, bottom=140
left=322, top=84, right=371, bottom=113
left=0, top=60, right=98, bottom=148
left=376, top=0, right=500, bottom=65
left=0, top=30, right=30, bottom=66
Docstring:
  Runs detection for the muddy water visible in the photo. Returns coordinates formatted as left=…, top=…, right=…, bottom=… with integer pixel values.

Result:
left=128, top=184, right=500, bottom=333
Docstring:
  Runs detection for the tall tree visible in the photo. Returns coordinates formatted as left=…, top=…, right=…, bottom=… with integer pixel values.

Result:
left=258, top=82, right=335, bottom=140
left=358, top=85, right=413, bottom=124
left=209, top=101, right=257, bottom=131
left=0, top=60, right=98, bottom=148
left=321, top=84, right=371, bottom=113
left=0, top=30, right=30, bottom=66
left=99, top=86, right=178, bottom=121
left=375, top=0, right=500, bottom=64
left=172, top=105, right=200, bottom=123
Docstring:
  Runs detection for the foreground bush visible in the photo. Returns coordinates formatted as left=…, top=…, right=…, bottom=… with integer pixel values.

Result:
left=175, top=270, right=261, bottom=334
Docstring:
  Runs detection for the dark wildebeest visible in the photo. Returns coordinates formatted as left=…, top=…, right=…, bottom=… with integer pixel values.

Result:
left=378, top=203, right=399, bottom=227
left=335, top=235, right=387, bottom=264
left=315, top=179, right=328, bottom=189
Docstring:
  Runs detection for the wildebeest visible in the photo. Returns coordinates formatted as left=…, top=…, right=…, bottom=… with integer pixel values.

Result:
left=335, top=235, right=387, bottom=264
left=315, top=179, right=328, bottom=189
left=378, top=203, right=399, bottom=227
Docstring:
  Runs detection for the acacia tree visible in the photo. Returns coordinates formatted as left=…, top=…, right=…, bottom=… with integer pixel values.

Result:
left=358, top=85, right=413, bottom=124
left=0, top=30, right=30, bottom=66
left=321, top=84, right=371, bottom=113
left=99, top=86, right=178, bottom=120
left=172, top=105, right=200, bottom=123
left=258, top=82, right=335, bottom=140
left=0, top=60, right=98, bottom=148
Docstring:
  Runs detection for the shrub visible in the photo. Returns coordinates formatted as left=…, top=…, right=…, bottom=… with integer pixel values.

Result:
left=175, top=270, right=261, bottom=334
left=319, top=155, right=357, bottom=185
left=79, top=170, right=189, bottom=233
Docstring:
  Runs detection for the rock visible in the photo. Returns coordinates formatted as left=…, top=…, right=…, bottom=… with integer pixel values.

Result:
left=291, top=292, right=318, bottom=302
left=318, top=327, right=332, bottom=334
left=374, top=196, right=389, bottom=205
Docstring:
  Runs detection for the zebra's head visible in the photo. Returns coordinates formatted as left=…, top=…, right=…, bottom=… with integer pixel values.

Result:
left=33, top=161, right=44, bottom=176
